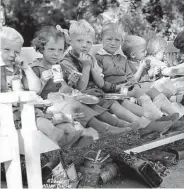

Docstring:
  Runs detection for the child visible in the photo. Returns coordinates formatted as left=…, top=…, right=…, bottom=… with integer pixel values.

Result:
left=31, top=25, right=131, bottom=137
left=61, top=19, right=173, bottom=130
left=95, top=22, right=167, bottom=119
left=0, top=26, right=87, bottom=149
left=122, top=35, right=184, bottom=117
left=163, top=30, right=184, bottom=76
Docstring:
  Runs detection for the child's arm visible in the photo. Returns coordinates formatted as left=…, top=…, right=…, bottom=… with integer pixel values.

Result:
left=22, top=66, right=42, bottom=93
left=134, top=64, right=146, bottom=81
left=15, top=57, right=42, bottom=93
left=77, top=53, right=93, bottom=90
left=162, top=63, right=184, bottom=76
left=61, top=56, right=91, bottom=91
left=90, top=56, right=104, bottom=88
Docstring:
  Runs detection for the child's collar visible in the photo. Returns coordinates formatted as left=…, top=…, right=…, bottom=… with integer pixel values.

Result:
left=97, top=47, right=126, bottom=57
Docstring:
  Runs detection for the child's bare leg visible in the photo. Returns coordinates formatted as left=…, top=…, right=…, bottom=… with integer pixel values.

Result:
left=110, top=101, right=140, bottom=123
left=36, top=117, right=64, bottom=143
left=97, top=111, right=140, bottom=129
left=87, top=117, right=131, bottom=134
left=147, top=87, right=183, bottom=116
left=121, top=99, right=145, bottom=117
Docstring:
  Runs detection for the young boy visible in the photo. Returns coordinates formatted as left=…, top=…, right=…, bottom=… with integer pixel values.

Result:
left=122, top=34, right=184, bottom=117
left=61, top=19, right=174, bottom=130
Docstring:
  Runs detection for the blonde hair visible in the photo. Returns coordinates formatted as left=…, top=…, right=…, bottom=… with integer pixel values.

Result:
left=147, top=36, right=167, bottom=55
left=0, top=26, right=24, bottom=45
left=122, top=35, right=146, bottom=58
left=69, top=19, right=95, bottom=40
left=101, top=22, right=125, bottom=39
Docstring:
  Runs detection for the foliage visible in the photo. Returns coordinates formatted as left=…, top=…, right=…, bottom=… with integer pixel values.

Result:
left=1, top=0, right=184, bottom=46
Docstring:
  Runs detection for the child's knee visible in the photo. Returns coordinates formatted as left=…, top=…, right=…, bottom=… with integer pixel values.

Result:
left=36, top=117, right=54, bottom=131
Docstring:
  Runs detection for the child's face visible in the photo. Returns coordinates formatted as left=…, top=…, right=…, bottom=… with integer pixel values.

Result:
left=1, top=39, right=22, bottom=66
left=130, top=44, right=147, bottom=61
left=154, top=48, right=166, bottom=61
left=70, top=34, right=93, bottom=56
left=43, top=37, right=65, bottom=65
left=102, top=31, right=122, bottom=54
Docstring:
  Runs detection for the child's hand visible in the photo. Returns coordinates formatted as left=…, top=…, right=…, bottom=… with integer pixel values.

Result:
left=14, top=56, right=29, bottom=70
left=79, top=53, right=93, bottom=68
left=59, top=84, right=73, bottom=94
left=41, top=70, right=53, bottom=83
left=141, top=59, right=151, bottom=71
left=154, top=67, right=161, bottom=75
left=68, top=71, right=82, bottom=84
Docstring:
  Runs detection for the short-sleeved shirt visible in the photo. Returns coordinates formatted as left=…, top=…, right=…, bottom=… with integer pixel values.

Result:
left=61, top=51, right=115, bottom=109
left=95, top=48, right=137, bottom=88
left=31, top=58, right=62, bottom=99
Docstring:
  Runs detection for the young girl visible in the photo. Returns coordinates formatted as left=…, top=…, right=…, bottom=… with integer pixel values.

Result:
left=31, top=25, right=132, bottom=138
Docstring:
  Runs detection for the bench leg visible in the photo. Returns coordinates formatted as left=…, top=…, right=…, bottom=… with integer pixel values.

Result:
left=4, top=158, right=23, bottom=189
left=24, top=150, right=42, bottom=188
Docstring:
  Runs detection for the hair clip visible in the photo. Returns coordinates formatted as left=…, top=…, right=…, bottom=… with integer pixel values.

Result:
left=56, top=25, right=70, bottom=44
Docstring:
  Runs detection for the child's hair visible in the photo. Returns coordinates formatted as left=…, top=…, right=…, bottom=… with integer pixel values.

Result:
left=69, top=19, right=95, bottom=40
left=174, top=30, right=184, bottom=53
left=101, top=22, right=125, bottom=39
left=32, top=25, right=69, bottom=53
left=147, top=36, right=167, bottom=55
left=122, top=35, right=146, bottom=58
left=0, top=26, right=24, bottom=45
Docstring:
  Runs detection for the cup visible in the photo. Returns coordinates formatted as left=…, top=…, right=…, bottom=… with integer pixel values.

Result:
left=52, top=65, right=63, bottom=83
left=65, top=163, right=78, bottom=182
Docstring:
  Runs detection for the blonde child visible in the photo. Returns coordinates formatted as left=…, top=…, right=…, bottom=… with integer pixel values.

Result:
left=61, top=19, right=174, bottom=130
left=122, top=35, right=184, bottom=117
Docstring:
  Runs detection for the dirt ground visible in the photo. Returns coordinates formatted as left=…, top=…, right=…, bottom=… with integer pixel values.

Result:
left=1, top=160, right=184, bottom=188
left=101, top=159, right=184, bottom=188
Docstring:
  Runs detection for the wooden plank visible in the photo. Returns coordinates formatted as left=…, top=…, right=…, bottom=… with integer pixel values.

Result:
left=125, top=133, right=184, bottom=154
left=0, top=136, right=13, bottom=162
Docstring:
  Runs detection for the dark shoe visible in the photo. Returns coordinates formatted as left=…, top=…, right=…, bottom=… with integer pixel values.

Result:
left=139, top=121, right=173, bottom=137
left=167, top=120, right=184, bottom=132
left=106, top=125, right=132, bottom=134
left=58, top=130, right=83, bottom=150
left=156, top=113, right=180, bottom=124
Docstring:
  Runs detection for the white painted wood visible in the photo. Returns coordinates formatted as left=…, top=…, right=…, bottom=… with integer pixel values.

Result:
left=0, top=103, right=23, bottom=189
left=19, top=102, right=60, bottom=188
left=125, top=133, right=184, bottom=154
left=0, top=92, right=19, bottom=103
left=0, top=137, right=12, bottom=162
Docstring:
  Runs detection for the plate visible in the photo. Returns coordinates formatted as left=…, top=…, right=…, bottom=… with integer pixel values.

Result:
left=75, top=94, right=100, bottom=105
left=103, top=93, right=126, bottom=100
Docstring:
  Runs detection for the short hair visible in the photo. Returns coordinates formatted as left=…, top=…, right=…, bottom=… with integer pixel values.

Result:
left=122, top=35, right=146, bottom=58
left=32, top=25, right=69, bottom=53
left=174, top=30, right=184, bottom=53
left=101, top=22, right=125, bottom=39
left=147, top=36, right=167, bottom=55
left=69, top=19, right=95, bottom=40
left=0, top=26, right=24, bottom=45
